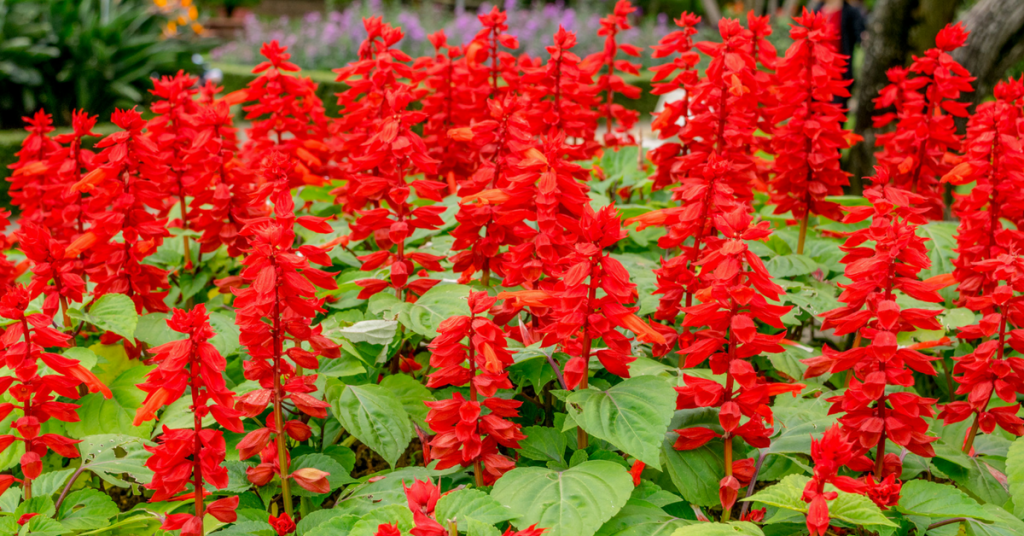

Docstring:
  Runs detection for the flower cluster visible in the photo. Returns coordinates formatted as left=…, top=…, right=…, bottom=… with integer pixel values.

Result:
left=768, top=10, right=857, bottom=249
left=423, top=291, right=524, bottom=485
left=0, top=286, right=110, bottom=499
left=872, top=23, right=974, bottom=220
left=133, top=305, right=241, bottom=535
left=944, top=77, right=1024, bottom=302
left=672, top=210, right=797, bottom=514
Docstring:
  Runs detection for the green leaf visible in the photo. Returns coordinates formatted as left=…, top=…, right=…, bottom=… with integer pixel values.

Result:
left=768, top=344, right=826, bottom=383
left=348, top=504, right=415, bottom=536
left=933, top=455, right=1010, bottom=506
left=379, top=373, right=434, bottom=429
left=30, top=469, right=73, bottom=498
left=746, top=475, right=895, bottom=528
left=406, top=284, right=471, bottom=336
left=1008, top=436, right=1024, bottom=518
left=322, top=318, right=399, bottom=346
left=896, top=480, right=993, bottom=521
left=466, top=517, right=502, bottom=536
left=964, top=504, right=1024, bottom=536
left=71, top=293, right=138, bottom=339
left=435, top=488, right=517, bottom=530
left=596, top=499, right=693, bottom=536
left=516, top=426, right=568, bottom=463
left=23, top=516, right=65, bottom=536
left=507, top=346, right=558, bottom=393
left=918, top=222, right=957, bottom=302
left=295, top=510, right=351, bottom=536
left=565, top=376, right=675, bottom=467
left=16, top=496, right=55, bottom=518
left=765, top=254, right=819, bottom=279
left=491, top=461, right=633, bottom=536
left=135, top=311, right=240, bottom=357
left=289, top=453, right=354, bottom=497
left=332, top=384, right=413, bottom=468
left=56, top=488, right=118, bottom=531
left=214, top=521, right=275, bottom=536
left=61, top=347, right=99, bottom=372
left=64, top=365, right=154, bottom=439
left=662, top=409, right=725, bottom=507
left=75, top=434, right=153, bottom=488
left=669, top=522, right=764, bottom=536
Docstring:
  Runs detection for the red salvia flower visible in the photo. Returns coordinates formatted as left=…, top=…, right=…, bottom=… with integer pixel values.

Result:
left=872, top=23, right=974, bottom=220
left=807, top=182, right=942, bottom=481
left=939, top=253, right=1024, bottom=451
left=423, top=291, right=524, bottom=485
left=148, top=71, right=202, bottom=265
left=134, top=305, right=241, bottom=535
left=584, top=0, right=641, bottom=146
left=75, top=107, right=171, bottom=314
left=672, top=209, right=798, bottom=512
left=6, top=110, right=61, bottom=226
left=0, top=285, right=110, bottom=499
left=471, top=7, right=521, bottom=100
left=18, top=225, right=86, bottom=327
left=242, top=41, right=334, bottom=190
left=268, top=512, right=296, bottom=535
left=769, top=10, right=858, bottom=238
left=230, top=153, right=339, bottom=510
left=648, top=12, right=702, bottom=190
left=801, top=425, right=871, bottom=536
left=944, top=77, right=1024, bottom=303
left=523, top=25, right=600, bottom=154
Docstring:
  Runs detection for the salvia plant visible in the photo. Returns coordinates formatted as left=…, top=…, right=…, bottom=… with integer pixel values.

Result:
left=3, top=3, right=1024, bottom=536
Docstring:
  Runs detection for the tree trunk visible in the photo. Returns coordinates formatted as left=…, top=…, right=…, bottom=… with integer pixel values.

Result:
left=953, top=0, right=1024, bottom=102
left=848, top=0, right=918, bottom=188
left=700, top=0, right=722, bottom=26
left=780, top=0, right=803, bottom=19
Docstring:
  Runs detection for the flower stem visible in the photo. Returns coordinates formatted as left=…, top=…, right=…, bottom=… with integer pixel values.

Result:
left=797, top=211, right=809, bottom=255
left=272, top=265, right=293, bottom=516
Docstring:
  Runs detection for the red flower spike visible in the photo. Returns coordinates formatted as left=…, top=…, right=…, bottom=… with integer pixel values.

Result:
left=947, top=77, right=1024, bottom=303
left=871, top=23, right=974, bottom=220
left=648, top=12, right=702, bottom=190
left=137, top=305, right=241, bottom=532
left=233, top=153, right=339, bottom=513
left=583, top=0, right=641, bottom=146
left=80, top=107, right=171, bottom=314
left=269, top=512, right=296, bottom=535
left=424, top=292, right=524, bottom=485
left=0, top=285, right=98, bottom=495
left=769, top=10, right=857, bottom=226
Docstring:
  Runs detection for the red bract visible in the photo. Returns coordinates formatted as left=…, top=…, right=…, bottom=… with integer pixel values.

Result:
left=584, top=0, right=641, bottom=146
left=0, top=285, right=110, bottom=499
left=801, top=425, right=871, bottom=536
left=134, top=305, right=241, bottom=535
left=939, top=254, right=1024, bottom=452
left=18, top=225, right=86, bottom=327
left=188, top=89, right=265, bottom=258
left=872, top=23, right=974, bottom=220
left=471, top=7, right=521, bottom=99
left=769, top=10, right=857, bottom=249
left=424, top=291, right=524, bottom=486
left=231, top=153, right=339, bottom=515
left=534, top=205, right=665, bottom=393
left=149, top=71, right=202, bottom=266
left=448, top=95, right=535, bottom=284
left=523, top=26, right=599, bottom=153
left=347, top=83, right=445, bottom=300
left=7, top=110, right=61, bottom=226
left=242, top=41, right=334, bottom=190
left=672, top=210, right=797, bottom=514
left=944, top=77, right=1024, bottom=303
left=420, top=31, right=480, bottom=189
left=648, top=12, right=701, bottom=190
left=75, top=107, right=170, bottom=314
left=656, top=18, right=760, bottom=203
left=808, top=183, right=942, bottom=476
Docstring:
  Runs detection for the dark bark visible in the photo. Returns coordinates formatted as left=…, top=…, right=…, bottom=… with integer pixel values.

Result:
left=953, top=0, right=1024, bottom=103
left=848, top=0, right=918, bottom=188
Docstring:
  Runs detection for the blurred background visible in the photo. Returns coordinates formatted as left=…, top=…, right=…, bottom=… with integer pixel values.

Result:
left=2, top=0, right=1023, bottom=179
